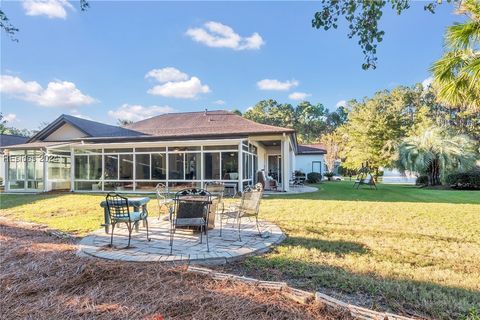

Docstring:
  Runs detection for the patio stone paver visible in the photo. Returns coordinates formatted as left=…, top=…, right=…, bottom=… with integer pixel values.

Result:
left=78, top=217, right=285, bottom=264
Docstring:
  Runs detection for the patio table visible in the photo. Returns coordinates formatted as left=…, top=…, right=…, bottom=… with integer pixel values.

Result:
left=100, top=197, right=150, bottom=234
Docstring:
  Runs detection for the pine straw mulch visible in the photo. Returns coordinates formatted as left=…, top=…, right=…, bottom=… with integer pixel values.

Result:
left=0, top=219, right=352, bottom=320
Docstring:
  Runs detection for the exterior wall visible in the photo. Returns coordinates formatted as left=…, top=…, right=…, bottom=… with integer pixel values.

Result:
left=44, top=123, right=87, bottom=141
left=295, top=154, right=325, bottom=176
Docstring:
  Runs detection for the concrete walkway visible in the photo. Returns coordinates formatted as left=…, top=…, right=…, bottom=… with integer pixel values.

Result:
left=79, top=216, right=285, bottom=264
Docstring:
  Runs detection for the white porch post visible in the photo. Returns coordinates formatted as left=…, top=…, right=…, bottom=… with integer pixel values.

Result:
left=4, top=151, right=9, bottom=192
left=238, top=142, right=243, bottom=193
left=43, top=149, right=48, bottom=192
left=282, top=136, right=290, bottom=192
left=70, top=147, right=75, bottom=192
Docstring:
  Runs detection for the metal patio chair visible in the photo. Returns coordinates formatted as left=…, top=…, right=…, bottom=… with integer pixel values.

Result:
left=221, top=183, right=263, bottom=241
left=205, top=181, right=225, bottom=217
left=105, top=193, right=150, bottom=248
left=169, top=188, right=212, bottom=254
left=155, top=183, right=173, bottom=219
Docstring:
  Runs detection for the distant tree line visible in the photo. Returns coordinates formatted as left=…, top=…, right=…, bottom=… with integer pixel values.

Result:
left=240, top=100, right=348, bottom=143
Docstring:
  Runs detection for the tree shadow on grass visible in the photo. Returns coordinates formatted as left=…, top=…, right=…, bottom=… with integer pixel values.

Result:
left=227, top=251, right=480, bottom=320
left=267, top=182, right=480, bottom=204
left=0, top=192, right=66, bottom=210
left=286, top=236, right=370, bottom=255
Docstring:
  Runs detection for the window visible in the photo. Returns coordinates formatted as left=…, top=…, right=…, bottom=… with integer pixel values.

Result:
left=135, top=154, right=150, bottom=180
left=168, top=153, right=184, bottom=180
left=152, top=153, right=166, bottom=179
left=204, top=153, right=220, bottom=180
left=221, top=152, right=238, bottom=179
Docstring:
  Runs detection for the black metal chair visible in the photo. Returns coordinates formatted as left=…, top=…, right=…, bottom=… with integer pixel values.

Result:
left=170, top=189, right=212, bottom=254
left=105, top=193, right=150, bottom=248
left=221, top=183, right=263, bottom=241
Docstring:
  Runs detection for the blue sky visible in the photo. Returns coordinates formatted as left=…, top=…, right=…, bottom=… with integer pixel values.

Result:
left=1, top=1, right=459, bottom=130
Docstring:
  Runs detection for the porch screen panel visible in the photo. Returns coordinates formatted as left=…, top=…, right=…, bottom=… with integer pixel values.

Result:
left=185, top=153, right=201, bottom=180
left=135, top=154, right=150, bottom=180
left=104, top=154, right=118, bottom=180
left=89, top=155, right=102, bottom=180
left=74, top=155, right=88, bottom=179
left=168, top=153, right=184, bottom=180
left=204, top=153, right=220, bottom=180
left=151, top=153, right=166, bottom=179
left=119, top=154, right=133, bottom=180
left=221, top=152, right=238, bottom=180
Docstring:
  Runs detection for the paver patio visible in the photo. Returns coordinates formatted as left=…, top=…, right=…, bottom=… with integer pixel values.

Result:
left=79, top=216, right=285, bottom=264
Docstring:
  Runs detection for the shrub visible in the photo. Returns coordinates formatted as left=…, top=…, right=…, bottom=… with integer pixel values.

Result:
left=416, top=175, right=429, bottom=186
left=307, top=172, right=322, bottom=183
left=446, top=170, right=480, bottom=190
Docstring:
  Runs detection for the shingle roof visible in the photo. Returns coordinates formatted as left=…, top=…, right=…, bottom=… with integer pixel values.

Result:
left=298, top=143, right=327, bottom=154
left=0, top=134, right=28, bottom=147
left=126, top=110, right=294, bottom=138
left=29, top=114, right=143, bottom=142
left=3, top=141, right=72, bottom=150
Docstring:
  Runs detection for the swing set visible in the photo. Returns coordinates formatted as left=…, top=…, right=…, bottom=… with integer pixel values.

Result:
left=352, top=163, right=377, bottom=190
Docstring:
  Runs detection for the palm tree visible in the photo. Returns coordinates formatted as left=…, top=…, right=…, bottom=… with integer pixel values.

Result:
left=430, top=0, right=480, bottom=114
left=397, top=127, right=477, bottom=186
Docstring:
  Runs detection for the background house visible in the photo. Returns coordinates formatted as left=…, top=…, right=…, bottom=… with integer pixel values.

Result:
left=3, top=111, right=322, bottom=193
left=0, top=134, right=28, bottom=186
left=295, top=143, right=326, bottom=177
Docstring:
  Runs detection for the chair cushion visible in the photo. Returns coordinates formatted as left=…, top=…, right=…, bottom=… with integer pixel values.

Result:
left=113, top=211, right=145, bottom=222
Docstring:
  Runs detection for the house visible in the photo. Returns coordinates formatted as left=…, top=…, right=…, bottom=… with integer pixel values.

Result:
left=295, top=143, right=327, bottom=177
left=0, top=134, right=29, bottom=186
left=2, top=110, right=325, bottom=193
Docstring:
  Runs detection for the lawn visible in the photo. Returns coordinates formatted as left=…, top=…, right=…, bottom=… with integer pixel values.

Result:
left=1, top=182, right=479, bottom=319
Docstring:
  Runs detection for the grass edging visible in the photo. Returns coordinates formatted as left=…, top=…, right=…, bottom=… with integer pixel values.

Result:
left=187, top=266, right=415, bottom=320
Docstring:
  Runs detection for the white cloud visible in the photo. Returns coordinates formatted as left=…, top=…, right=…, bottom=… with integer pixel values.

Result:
left=3, top=113, right=17, bottom=122
left=108, top=104, right=176, bottom=122
left=147, top=76, right=210, bottom=99
left=257, top=79, right=299, bottom=91
left=186, top=21, right=264, bottom=51
left=0, top=75, right=96, bottom=108
left=145, top=67, right=189, bottom=83
left=213, top=99, right=226, bottom=105
left=288, top=92, right=311, bottom=101
left=422, top=77, right=433, bottom=89
left=336, top=100, right=347, bottom=108
left=22, top=0, right=73, bottom=19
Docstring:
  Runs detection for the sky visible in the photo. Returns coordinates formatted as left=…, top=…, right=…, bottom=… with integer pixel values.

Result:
left=0, top=0, right=460, bottom=130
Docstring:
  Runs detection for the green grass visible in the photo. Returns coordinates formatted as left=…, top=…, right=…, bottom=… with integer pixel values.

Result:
left=1, top=182, right=479, bottom=319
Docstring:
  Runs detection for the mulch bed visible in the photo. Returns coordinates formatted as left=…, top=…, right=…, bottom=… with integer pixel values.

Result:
left=0, top=219, right=351, bottom=320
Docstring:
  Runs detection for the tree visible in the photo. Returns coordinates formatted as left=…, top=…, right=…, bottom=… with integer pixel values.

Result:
left=397, top=126, right=477, bottom=186
left=243, top=99, right=337, bottom=143
left=118, top=119, right=134, bottom=127
left=430, top=0, right=480, bottom=114
left=0, top=113, right=7, bottom=134
left=312, top=0, right=459, bottom=69
left=339, top=89, right=412, bottom=171
left=293, top=101, right=329, bottom=142
left=320, top=131, right=342, bottom=173
left=1, top=0, right=89, bottom=40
